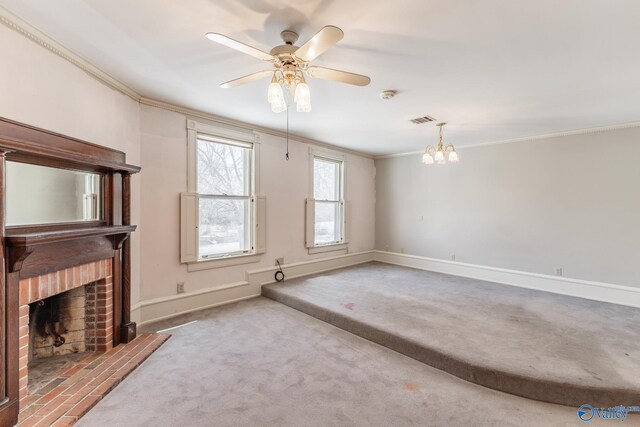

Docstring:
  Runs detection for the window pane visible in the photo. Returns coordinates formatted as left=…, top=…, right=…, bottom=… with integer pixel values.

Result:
left=197, top=139, right=250, bottom=196
left=313, top=158, right=339, bottom=200
left=199, top=197, right=250, bottom=257
left=314, top=201, right=341, bottom=245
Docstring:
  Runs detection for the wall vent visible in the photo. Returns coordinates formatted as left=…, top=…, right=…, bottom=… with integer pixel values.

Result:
left=410, top=115, right=436, bottom=125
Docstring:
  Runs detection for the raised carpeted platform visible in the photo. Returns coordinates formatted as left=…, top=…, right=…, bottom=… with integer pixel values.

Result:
left=263, top=262, right=640, bottom=407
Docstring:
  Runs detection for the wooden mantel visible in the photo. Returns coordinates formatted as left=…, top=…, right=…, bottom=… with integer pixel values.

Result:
left=0, top=117, right=140, bottom=426
left=5, top=225, right=136, bottom=274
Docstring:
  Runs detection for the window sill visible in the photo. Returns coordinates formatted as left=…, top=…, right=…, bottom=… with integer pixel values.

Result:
left=187, top=253, right=261, bottom=272
left=308, top=243, right=348, bottom=255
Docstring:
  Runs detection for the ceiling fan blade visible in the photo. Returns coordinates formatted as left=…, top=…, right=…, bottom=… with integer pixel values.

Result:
left=306, top=66, right=371, bottom=86
left=294, top=25, right=344, bottom=62
left=220, top=70, right=274, bottom=88
left=205, top=33, right=274, bottom=61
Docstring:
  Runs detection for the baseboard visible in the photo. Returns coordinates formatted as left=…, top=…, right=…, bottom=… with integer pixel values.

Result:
left=133, top=251, right=376, bottom=326
left=136, top=281, right=260, bottom=326
left=247, top=250, right=375, bottom=288
left=373, top=250, right=640, bottom=308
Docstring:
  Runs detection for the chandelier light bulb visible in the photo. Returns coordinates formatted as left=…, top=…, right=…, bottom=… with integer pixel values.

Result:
left=422, top=152, right=434, bottom=164
left=434, top=149, right=445, bottom=163
left=448, top=150, right=459, bottom=163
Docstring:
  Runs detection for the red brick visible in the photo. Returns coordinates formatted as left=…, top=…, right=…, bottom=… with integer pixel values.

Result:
left=51, top=416, right=77, bottom=427
left=61, top=363, right=86, bottom=378
left=17, top=415, right=44, bottom=427
left=66, top=395, right=101, bottom=418
left=33, top=403, right=73, bottom=427
left=19, top=280, right=30, bottom=305
left=62, top=376, right=93, bottom=396
left=36, top=385, right=68, bottom=404
left=90, top=377, right=119, bottom=396
left=33, top=394, right=71, bottom=417
left=19, top=334, right=30, bottom=351
left=30, top=277, right=40, bottom=302
left=38, top=274, right=49, bottom=299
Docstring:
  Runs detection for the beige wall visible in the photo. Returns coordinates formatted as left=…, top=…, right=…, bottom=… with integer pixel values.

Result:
left=375, top=127, right=640, bottom=288
left=0, top=24, right=143, bottom=305
left=139, top=105, right=376, bottom=300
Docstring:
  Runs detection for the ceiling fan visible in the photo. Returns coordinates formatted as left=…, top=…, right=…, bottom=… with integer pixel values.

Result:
left=205, top=25, right=371, bottom=113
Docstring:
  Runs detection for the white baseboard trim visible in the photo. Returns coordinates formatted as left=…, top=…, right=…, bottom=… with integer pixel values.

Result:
left=132, top=251, right=375, bottom=326
left=373, top=250, right=640, bottom=308
left=135, top=281, right=260, bottom=326
left=248, top=250, right=375, bottom=288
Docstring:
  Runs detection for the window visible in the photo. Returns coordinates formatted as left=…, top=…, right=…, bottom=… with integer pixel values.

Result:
left=197, top=136, right=253, bottom=258
left=181, top=120, right=265, bottom=269
left=306, top=149, right=348, bottom=252
left=313, top=157, right=343, bottom=245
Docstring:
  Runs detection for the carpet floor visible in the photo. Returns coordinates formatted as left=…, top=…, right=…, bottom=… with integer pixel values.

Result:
left=77, top=297, right=635, bottom=426
left=263, top=262, right=640, bottom=407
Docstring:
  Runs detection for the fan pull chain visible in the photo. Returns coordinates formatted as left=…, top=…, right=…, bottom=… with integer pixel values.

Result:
left=285, top=105, right=290, bottom=161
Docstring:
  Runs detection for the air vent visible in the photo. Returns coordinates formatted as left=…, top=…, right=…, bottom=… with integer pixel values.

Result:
left=410, top=115, right=436, bottom=125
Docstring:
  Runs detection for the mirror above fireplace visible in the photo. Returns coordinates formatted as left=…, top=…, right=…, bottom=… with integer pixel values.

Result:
left=6, top=161, right=104, bottom=226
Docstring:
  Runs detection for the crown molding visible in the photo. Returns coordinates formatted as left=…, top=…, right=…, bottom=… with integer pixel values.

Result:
left=374, top=121, right=640, bottom=160
left=0, top=5, right=141, bottom=101
left=139, top=97, right=375, bottom=159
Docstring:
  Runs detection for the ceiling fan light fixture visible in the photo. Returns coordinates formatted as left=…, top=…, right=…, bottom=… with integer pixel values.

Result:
left=206, top=25, right=369, bottom=113
left=267, top=74, right=281, bottom=103
left=268, top=73, right=287, bottom=113
left=294, top=77, right=311, bottom=112
left=270, top=97, right=287, bottom=113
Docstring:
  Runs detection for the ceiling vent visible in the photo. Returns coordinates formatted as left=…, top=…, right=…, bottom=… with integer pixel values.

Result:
left=410, top=115, right=436, bottom=125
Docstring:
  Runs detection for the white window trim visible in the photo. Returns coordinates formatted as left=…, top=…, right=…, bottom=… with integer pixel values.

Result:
left=184, top=120, right=263, bottom=269
left=307, top=147, right=348, bottom=253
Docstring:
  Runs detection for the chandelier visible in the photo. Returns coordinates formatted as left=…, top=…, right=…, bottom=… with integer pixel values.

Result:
left=267, top=68, right=311, bottom=113
left=422, top=123, right=459, bottom=165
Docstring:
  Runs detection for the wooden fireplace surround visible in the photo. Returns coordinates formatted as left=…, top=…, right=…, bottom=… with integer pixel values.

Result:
left=0, top=117, right=141, bottom=426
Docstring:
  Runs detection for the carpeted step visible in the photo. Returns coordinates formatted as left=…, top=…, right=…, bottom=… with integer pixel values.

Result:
left=262, top=262, right=640, bottom=408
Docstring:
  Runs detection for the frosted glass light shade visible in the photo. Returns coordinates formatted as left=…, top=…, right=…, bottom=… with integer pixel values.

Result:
left=434, top=150, right=445, bottom=163
left=267, top=81, right=282, bottom=103
left=270, top=97, right=287, bottom=113
left=448, top=150, right=459, bottom=162
left=268, top=80, right=287, bottom=113
left=422, top=152, right=434, bottom=164
left=295, top=82, right=311, bottom=112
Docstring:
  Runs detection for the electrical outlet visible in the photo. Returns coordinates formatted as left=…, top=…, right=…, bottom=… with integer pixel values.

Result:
left=275, top=257, right=284, bottom=266
left=555, top=268, right=563, bottom=277
left=177, top=282, right=185, bottom=294
left=450, top=254, right=456, bottom=261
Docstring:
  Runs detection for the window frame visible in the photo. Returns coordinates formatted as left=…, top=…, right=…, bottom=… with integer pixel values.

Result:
left=186, top=120, right=261, bottom=267
left=308, top=148, right=347, bottom=252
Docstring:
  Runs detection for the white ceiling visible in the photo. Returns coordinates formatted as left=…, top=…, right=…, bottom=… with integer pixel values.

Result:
left=2, top=0, right=640, bottom=155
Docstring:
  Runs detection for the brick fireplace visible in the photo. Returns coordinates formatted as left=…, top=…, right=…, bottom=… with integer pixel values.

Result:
left=17, top=259, right=113, bottom=403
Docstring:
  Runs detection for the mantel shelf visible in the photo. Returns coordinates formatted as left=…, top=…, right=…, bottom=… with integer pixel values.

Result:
left=5, top=225, right=137, bottom=247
